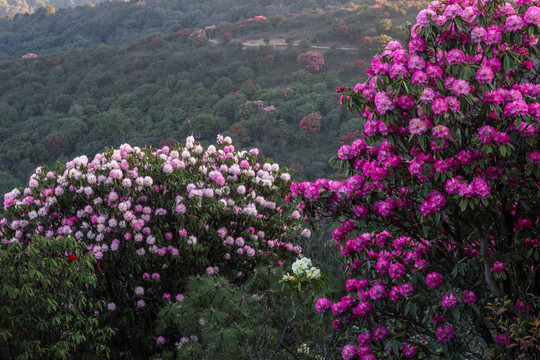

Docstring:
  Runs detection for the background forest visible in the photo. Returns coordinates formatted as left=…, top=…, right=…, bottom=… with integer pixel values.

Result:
left=0, top=0, right=427, bottom=193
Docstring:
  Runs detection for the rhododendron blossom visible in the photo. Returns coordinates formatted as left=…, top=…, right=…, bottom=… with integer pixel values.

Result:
left=290, top=0, right=539, bottom=357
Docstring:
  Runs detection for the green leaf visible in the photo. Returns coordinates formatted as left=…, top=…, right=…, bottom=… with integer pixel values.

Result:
left=404, top=301, right=411, bottom=316
left=442, top=20, right=453, bottom=32
left=410, top=302, right=417, bottom=317
left=503, top=56, right=513, bottom=73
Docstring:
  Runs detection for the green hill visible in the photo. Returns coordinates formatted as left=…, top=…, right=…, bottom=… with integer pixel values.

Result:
left=0, top=0, right=429, bottom=194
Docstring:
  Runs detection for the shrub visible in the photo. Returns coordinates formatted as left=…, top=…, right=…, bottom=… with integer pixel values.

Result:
left=299, top=113, right=322, bottom=134
left=292, top=0, right=540, bottom=358
left=156, top=261, right=328, bottom=359
left=297, top=52, right=324, bottom=73
left=1, top=135, right=307, bottom=357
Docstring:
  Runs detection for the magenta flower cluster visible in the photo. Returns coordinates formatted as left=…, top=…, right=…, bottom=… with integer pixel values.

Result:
left=291, top=0, right=539, bottom=357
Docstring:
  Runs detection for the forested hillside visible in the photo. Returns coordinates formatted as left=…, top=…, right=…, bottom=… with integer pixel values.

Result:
left=0, top=0, right=429, bottom=193
left=0, top=0, right=427, bottom=61
left=0, top=0, right=106, bottom=17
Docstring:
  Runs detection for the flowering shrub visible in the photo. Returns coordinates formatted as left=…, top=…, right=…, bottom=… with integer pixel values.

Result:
left=299, top=112, right=322, bottom=134
left=292, top=0, right=539, bottom=358
left=0, top=135, right=307, bottom=356
left=189, top=29, right=207, bottom=46
left=298, top=51, right=325, bottom=72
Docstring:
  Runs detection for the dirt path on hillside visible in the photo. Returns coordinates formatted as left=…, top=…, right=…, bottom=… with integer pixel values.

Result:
left=209, top=37, right=358, bottom=51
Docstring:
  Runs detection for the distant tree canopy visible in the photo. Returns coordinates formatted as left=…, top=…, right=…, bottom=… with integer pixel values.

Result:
left=0, top=0, right=430, bottom=194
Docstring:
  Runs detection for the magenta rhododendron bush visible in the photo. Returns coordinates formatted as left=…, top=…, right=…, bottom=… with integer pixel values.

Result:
left=0, top=135, right=307, bottom=355
left=292, top=0, right=539, bottom=358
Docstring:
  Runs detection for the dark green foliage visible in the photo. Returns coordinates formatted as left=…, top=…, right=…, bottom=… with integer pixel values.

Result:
left=155, top=267, right=341, bottom=359
left=0, top=236, right=114, bottom=359
left=0, top=35, right=367, bottom=193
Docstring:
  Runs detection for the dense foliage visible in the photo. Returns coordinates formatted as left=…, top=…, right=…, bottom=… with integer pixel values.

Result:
left=0, top=236, right=114, bottom=359
left=0, top=39, right=359, bottom=193
left=5, top=0, right=537, bottom=358
left=292, top=0, right=540, bottom=358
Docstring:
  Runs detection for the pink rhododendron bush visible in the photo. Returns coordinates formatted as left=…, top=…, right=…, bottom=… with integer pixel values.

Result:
left=298, top=51, right=325, bottom=72
left=0, top=135, right=308, bottom=357
left=292, top=0, right=539, bottom=358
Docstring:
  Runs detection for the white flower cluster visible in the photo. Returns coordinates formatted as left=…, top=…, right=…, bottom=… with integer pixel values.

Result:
left=291, top=257, right=321, bottom=279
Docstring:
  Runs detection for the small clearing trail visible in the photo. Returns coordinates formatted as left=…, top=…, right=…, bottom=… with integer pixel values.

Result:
left=209, top=37, right=358, bottom=51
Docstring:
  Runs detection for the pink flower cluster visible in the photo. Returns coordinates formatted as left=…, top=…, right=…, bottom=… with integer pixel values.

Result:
left=297, top=51, right=324, bottom=72
left=292, top=0, right=540, bottom=356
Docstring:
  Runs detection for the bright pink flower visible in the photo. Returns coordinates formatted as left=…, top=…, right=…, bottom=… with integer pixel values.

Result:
left=426, top=272, right=443, bottom=289
left=353, top=301, right=372, bottom=317
left=523, top=6, right=540, bottom=25
left=436, top=324, right=455, bottom=343
left=388, top=263, right=406, bottom=280
left=446, top=49, right=466, bottom=65
left=493, top=132, right=510, bottom=145
left=409, top=118, right=430, bottom=135
left=470, top=26, right=486, bottom=43
left=375, top=92, right=395, bottom=114
left=375, top=257, right=390, bottom=275
left=399, top=282, right=414, bottom=297
left=332, top=301, right=348, bottom=315
left=485, top=25, right=502, bottom=45
left=357, top=331, right=372, bottom=346
left=342, top=345, right=356, bottom=360
left=476, top=66, right=494, bottom=84
left=491, top=261, right=505, bottom=273
left=357, top=346, right=371, bottom=356
left=316, top=298, right=332, bottom=313
left=506, top=15, right=524, bottom=32
left=369, top=284, right=388, bottom=300
left=402, top=343, right=417, bottom=358
left=451, top=79, right=470, bottom=96
left=442, top=293, right=458, bottom=309
left=432, top=98, right=449, bottom=115
left=461, top=290, right=476, bottom=305
left=471, top=177, right=490, bottom=198
left=477, top=125, right=496, bottom=144
left=420, top=87, right=436, bottom=102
